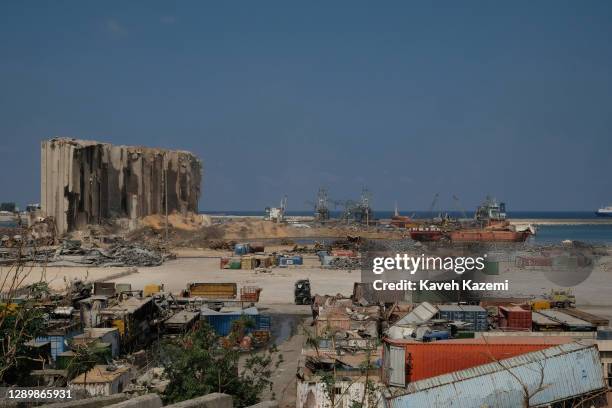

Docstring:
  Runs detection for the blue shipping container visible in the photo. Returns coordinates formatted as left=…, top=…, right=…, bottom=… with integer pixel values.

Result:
left=279, top=255, right=303, bottom=267
left=234, top=243, right=250, bottom=255
left=200, top=307, right=270, bottom=336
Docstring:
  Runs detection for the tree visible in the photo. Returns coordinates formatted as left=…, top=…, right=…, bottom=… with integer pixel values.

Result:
left=160, top=320, right=281, bottom=407
left=0, top=245, right=47, bottom=384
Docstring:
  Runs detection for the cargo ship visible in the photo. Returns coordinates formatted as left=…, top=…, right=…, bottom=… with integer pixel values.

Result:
left=409, top=226, right=445, bottom=242
left=448, top=228, right=530, bottom=242
left=410, top=197, right=532, bottom=243
left=449, top=197, right=531, bottom=242
left=596, top=205, right=612, bottom=217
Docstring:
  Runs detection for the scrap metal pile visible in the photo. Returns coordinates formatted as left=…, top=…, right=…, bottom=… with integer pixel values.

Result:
left=53, top=240, right=170, bottom=267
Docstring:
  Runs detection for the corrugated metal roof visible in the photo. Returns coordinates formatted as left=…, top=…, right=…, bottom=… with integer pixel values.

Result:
left=394, top=302, right=437, bottom=326
left=531, top=312, right=562, bottom=326
left=538, top=309, right=593, bottom=327
left=387, top=342, right=605, bottom=408
left=436, top=305, right=463, bottom=312
left=459, top=305, right=486, bottom=312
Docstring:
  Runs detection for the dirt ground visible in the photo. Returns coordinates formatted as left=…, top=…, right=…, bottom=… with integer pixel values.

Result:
left=10, top=250, right=612, bottom=310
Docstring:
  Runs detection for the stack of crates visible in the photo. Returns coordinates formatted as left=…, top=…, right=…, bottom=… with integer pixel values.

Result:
left=437, top=305, right=488, bottom=332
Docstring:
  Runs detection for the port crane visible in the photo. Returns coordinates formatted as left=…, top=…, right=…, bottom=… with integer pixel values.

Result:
left=305, top=188, right=330, bottom=221
left=452, top=195, right=469, bottom=220
left=428, top=193, right=439, bottom=219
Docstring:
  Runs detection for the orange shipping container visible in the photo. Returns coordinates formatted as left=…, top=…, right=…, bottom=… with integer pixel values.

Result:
left=383, top=337, right=572, bottom=384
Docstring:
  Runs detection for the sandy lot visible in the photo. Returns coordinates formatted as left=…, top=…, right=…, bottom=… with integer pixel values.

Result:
left=8, top=250, right=612, bottom=311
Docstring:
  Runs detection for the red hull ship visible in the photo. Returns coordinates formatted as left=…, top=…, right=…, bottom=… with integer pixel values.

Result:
left=410, top=197, right=533, bottom=243
left=448, top=228, right=530, bottom=242
left=409, top=227, right=444, bottom=242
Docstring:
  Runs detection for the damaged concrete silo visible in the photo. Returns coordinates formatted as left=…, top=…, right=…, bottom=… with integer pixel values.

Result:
left=41, top=138, right=202, bottom=234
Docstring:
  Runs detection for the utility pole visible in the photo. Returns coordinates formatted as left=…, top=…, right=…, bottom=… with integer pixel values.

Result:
left=164, top=154, right=168, bottom=243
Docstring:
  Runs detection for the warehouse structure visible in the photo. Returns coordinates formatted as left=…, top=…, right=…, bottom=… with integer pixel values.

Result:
left=41, top=138, right=202, bottom=234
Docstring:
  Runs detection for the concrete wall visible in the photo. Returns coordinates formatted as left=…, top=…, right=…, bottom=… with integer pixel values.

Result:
left=297, top=380, right=383, bottom=408
left=105, top=394, right=162, bottom=408
left=39, top=393, right=128, bottom=408
left=41, top=138, right=202, bottom=234
left=165, top=393, right=232, bottom=408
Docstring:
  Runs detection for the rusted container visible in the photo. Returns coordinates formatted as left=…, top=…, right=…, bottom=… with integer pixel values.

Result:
left=255, top=255, right=272, bottom=268
left=559, top=308, right=609, bottom=326
left=499, top=306, right=532, bottom=330
left=249, top=243, right=265, bottom=253
left=93, top=282, right=115, bottom=297
left=240, top=286, right=262, bottom=302
left=220, top=257, right=230, bottom=269
left=315, top=315, right=351, bottom=336
left=331, top=249, right=355, bottom=257
left=383, top=337, right=572, bottom=384
left=188, top=282, right=237, bottom=299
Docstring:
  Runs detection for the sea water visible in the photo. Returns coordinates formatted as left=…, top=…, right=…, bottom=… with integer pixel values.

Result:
left=202, top=210, right=612, bottom=244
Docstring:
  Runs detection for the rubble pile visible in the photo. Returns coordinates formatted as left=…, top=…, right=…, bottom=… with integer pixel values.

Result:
left=53, top=240, right=169, bottom=267
left=328, top=256, right=361, bottom=269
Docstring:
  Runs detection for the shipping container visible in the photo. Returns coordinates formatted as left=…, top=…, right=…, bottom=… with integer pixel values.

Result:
left=482, top=260, right=499, bottom=275
left=93, top=282, right=115, bottom=297
left=558, top=308, right=609, bottom=326
left=234, top=243, right=250, bottom=255
left=531, top=312, right=562, bottom=331
left=200, top=306, right=269, bottom=336
left=143, top=284, right=163, bottom=297
left=240, top=286, right=262, bottom=302
left=383, top=336, right=573, bottom=385
left=437, top=305, right=487, bottom=332
left=386, top=343, right=606, bottom=408
left=537, top=309, right=595, bottom=331
left=241, top=256, right=257, bottom=270
left=279, top=255, right=303, bottom=266
left=499, top=306, right=532, bottom=330
left=188, top=282, right=237, bottom=299
left=255, top=255, right=273, bottom=268
left=331, top=249, right=356, bottom=257
left=249, top=243, right=265, bottom=253
left=115, top=283, right=132, bottom=294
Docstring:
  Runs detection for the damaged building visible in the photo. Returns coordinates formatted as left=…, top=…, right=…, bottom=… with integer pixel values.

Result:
left=41, top=138, right=202, bottom=234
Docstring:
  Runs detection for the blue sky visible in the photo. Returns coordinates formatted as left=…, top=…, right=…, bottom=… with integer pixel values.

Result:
left=1, top=1, right=611, bottom=211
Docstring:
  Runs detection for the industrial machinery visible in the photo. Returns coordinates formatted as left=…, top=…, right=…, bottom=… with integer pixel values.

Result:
left=547, top=289, right=576, bottom=308
left=294, top=279, right=312, bottom=305
left=337, top=188, right=374, bottom=225
left=312, top=188, right=330, bottom=221
left=265, top=196, right=287, bottom=223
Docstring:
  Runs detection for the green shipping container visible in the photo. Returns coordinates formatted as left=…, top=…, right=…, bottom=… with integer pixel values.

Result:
left=483, top=261, right=499, bottom=275
left=454, top=331, right=476, bottom=339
